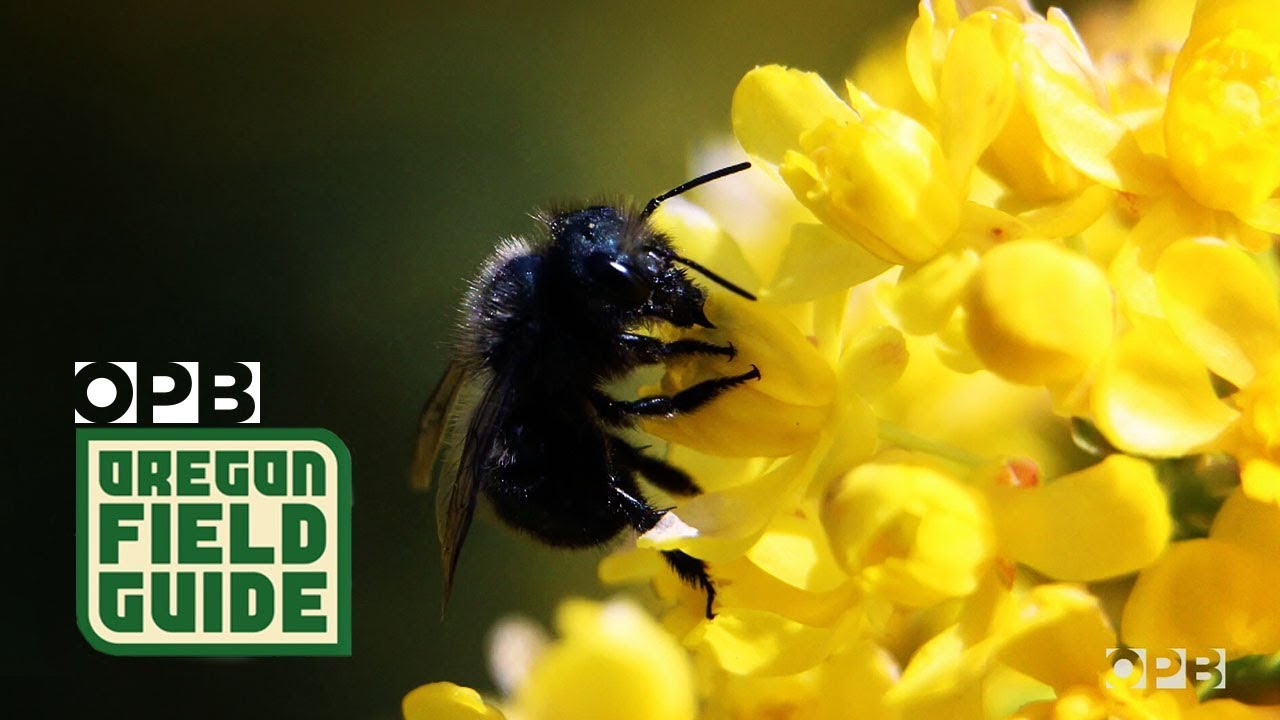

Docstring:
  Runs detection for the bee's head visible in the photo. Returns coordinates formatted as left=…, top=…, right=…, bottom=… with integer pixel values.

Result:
left=546, top=206, right=708, bottom=325
left=544, top=163, right=757, bottom=326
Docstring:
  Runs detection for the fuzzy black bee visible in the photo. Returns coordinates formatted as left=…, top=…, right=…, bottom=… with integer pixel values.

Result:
left=412, top=162, right=760, bottom=618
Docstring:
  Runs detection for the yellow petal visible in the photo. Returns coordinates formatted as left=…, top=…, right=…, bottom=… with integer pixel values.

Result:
left=639, top=453, right=809, bottom=562
left=1009, top=687, right=1108, bottom=720
left=995, top=586, right=1116, bottom=692
left=883, top=248, right=980, bottom=336
left=964, top=239, right=1114, bottom=385
left=1234, top=362, right=1280, bottom=495
left=992, top=455, right=1171, bottom=581
left=1016, top=183, right=1116, bottom=239
left=937, top=8, right=1018, bottom=187
left=597, top=546, right=666, bottom=586
left=514, top=599, right=697, bottom=720
left=1242, top=458, right=1280, bottom=504
left=1166, top=0, right=1280, bottom=215
left=732, top=65, right=857, bottom=168
left=779, top=86, right=961, bottom=265
left=643, top=294, right=836, bottom=457
left=984, top=90, right=1089, bottom=201
left=1091, top=321, right=1239, bottom=456
left=1108, top=196, right=1218, bottom=321
left=976, top=11, right=1097, bottom=200
left=684, top=143, right=818, bottom=283
left=403, top=683, right=504, bottom=720
left=1243, top=197, right=1280, bottom=234
left=838, top=324, right=910, bottom=399
left=822, top=458, right=993, bottom=606
left=955, top=200, right=1032, bottom=248
left=642, top=382, right=829, bottom=458
left=711, top=555, right=858, bottom=628
left=1122, top=539, right=1280, bottom=659
left=1154, top=238, right=1280, bottom=389
left=762, top=222, right=892, bottom=304
left=746, top=502, right=849, bottom=593
left=1210, top=487, right=1280, bottom=559
left=690, top=607, right=838, bottom=676
left=891, top=584, right=1111, bottom=715
left=809, top=640, right=902, bottom=720
left=1020, top=28, right=1171, bottom=195
left=876, top=333, right=1079, bottom=478
left=905, top=0, right=956, bottom=110
left=888, top=622, right=990, bottom=720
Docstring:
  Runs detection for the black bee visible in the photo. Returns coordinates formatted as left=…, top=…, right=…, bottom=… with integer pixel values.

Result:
left=412, top=162, right=760, bottom=619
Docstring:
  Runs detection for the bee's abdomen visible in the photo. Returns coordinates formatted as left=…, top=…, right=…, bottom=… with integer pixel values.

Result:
left=484, top=408, right=628, bottom=548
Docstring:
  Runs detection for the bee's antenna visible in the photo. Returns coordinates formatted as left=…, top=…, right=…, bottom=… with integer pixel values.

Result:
left=671, top=254, right=757, bottom=301
left=640, top=161, right=751, bottom=219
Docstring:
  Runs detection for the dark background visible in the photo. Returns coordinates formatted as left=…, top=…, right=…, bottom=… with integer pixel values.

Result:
left=13, top=1, right=938, bottom=716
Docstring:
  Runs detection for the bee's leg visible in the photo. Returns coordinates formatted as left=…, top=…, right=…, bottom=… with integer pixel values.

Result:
left=595, top=365, right=760, bottom=421
left=609, top=436, right=701, bottom=495
left=612, top=482, right=717, bottom=618
left=617, top=333, right=736, bottom=364
left=662, top=549, right=718, bottom=620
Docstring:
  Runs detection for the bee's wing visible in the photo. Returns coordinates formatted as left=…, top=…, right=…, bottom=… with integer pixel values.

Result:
left=409, top=360, right=470, bottom=492
left=437, top=373, right=508, bottom=608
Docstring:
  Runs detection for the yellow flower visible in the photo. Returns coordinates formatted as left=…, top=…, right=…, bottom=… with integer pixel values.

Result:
left=1092, top=238, right=1280, bottom=470
left=408, top=0, right=1280, bottom=716
left=1123, top=488, right=1280, bottom=659
left=403, top=683, right=504, bottom=720
left=1166, top=0, right=1280, bottom=228
left=1235, top=363, right=1280, bottom=502
left=990, top=454, right=1171, bottom=582
left=734, top=66, right=962, bottom=265
left=1091, top=319, right=1240, bottom=456
left=511, top=599, right=697, bottom=720
left=1155, top=238, right=1280, bottom=389
left=963, top=239, right=1115, bottom=386
left=822, top=455, right=994, bottom=607
left=909, top=0, right=1097, bottom=201
left=640, top=292, right=839, bottom=458
left=404, top=599, right=697, bottom=720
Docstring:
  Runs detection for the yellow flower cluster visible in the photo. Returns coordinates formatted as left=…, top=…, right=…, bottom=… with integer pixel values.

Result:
left=405, top=0, right=1280, bottom=717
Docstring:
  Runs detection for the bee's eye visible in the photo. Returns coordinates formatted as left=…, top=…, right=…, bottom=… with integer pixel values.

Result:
left=587, top=253, right=650, bottom=306
left=640, top=250, right=665, bottom=277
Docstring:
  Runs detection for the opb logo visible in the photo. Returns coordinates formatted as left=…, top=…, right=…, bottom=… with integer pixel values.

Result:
left=1105, top=647, right=1226, bottom=689
left=75, top=362, right=260, bottom=424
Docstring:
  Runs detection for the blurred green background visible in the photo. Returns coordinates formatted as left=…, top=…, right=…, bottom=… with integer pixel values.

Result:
left=17, top=1, right=935, bottom=716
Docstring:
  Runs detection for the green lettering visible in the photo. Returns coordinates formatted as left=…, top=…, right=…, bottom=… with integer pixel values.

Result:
left=215, top=450, right=250, bottom=496
left=203, top=572, right=223, bottom=632
left=254, top=451, right=288, bottom=496
left=230, top=504, right=273, bottom=563
left=177, top=503, right=221, bottom=563
left=98, top=451, right=133, bottom=496
left=136, top=450, right=171, bottom=496
left=281, top=504, right=326, bottom=564
left=282, top=572, right=326, bottom=633
left=99, top=572, right=144, bottom=633
left=176, top=450, right=210, bottom=496
left=151, top=571, right=195, bottom=632
left=230, top=572, right=274, bottom=632
left=99, top=503, right=143, bottom=564
left=291, top=450, right=325, bottom=496
left=151, top=503, right=171, bottom=563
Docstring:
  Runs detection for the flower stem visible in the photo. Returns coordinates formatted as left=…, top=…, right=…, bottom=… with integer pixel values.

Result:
left=877, top=420, right=988, bottom=468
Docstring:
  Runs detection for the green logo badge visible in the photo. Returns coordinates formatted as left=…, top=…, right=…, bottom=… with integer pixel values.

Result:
left=76, top=428, right=351, bottom=656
